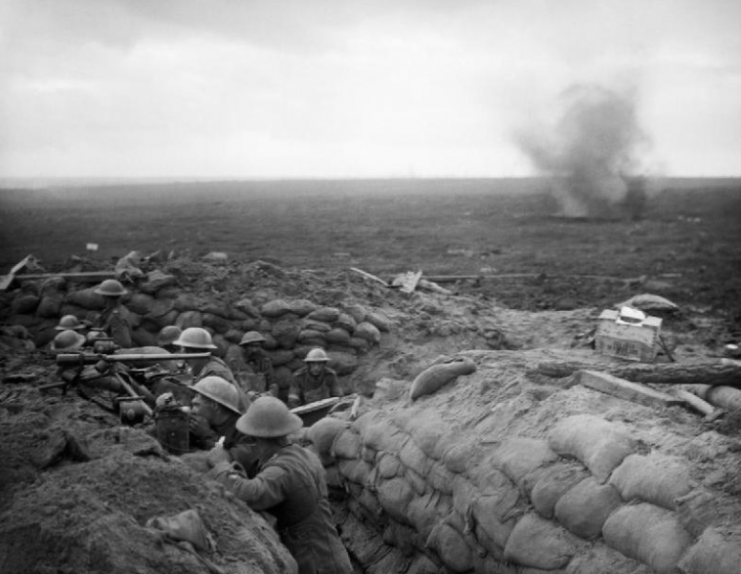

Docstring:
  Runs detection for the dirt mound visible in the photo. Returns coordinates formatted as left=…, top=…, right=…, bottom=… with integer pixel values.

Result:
left=1, top=253, right=739, bottom=573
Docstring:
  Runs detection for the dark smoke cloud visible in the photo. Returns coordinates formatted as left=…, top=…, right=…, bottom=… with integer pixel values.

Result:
left=515, top=84, right=651, bottom=218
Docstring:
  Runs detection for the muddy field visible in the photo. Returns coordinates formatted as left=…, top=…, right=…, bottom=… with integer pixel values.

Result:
left=1, top=178, right=741, bottom=574
left=2, top=177, right=741, bottom=347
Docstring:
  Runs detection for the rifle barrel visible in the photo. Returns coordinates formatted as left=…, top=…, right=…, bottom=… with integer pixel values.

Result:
left=56, top=353, right=210, bottom=365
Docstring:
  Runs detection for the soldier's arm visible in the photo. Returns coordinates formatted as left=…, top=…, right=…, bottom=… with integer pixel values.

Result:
left=327, top=371, right=344, bottom=398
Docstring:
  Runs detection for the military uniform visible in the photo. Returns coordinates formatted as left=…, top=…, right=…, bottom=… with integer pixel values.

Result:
left=288, top=366, right=343, bottom=408
left=213, top=444, right=352, bottom=574
left=96, top=304, right=133, bottom=348
left=245, top=350, right=276, bottom=394
left=189, top=411, right=260, bottom=478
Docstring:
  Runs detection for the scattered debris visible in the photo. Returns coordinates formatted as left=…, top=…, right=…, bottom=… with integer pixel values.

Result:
left=575, top=370, right=683, bottom=409
left=595, top=306, right=662, bottom=362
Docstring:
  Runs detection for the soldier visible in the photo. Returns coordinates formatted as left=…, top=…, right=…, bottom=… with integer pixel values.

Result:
left=55, top=314, right=88, bottom=334
left=156, top=325, right=183, bottom=353
left=174, top=327, right=249, bottom=411
left=238, top=331, right=277, bottom=397
left=93, top=279, right=133, bottom=348
left=186, top=376, right=259, bottom=477
left=209, top=396, right=353, bottom=574
left=288, top=348, right=343, bottom=408
left=50, top=329, right=86, bottom=353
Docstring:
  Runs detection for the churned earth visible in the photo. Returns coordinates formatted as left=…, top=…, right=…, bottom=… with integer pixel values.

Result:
left=0, top=179, right=740, bottom=573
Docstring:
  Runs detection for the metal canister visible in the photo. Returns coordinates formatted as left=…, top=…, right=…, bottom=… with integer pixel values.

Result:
left=155, top=407, right=190, bottom=455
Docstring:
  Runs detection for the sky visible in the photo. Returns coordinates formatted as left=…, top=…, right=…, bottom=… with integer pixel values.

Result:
left=1, top=0, right=740, bottom=180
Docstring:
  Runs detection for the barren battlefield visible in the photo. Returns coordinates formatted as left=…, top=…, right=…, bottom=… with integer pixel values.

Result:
left=1, top=177, right=741, bottom=574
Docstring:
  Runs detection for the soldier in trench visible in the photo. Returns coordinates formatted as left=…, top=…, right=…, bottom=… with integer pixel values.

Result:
left=209, top=396, right=353, bottom=574
left=172, top=327, right=250, bottom=412
left=288, top=348, right=343, bottom=408
left=92, top=279, right=134, bottom=349
left=238, top=331, right=278, bottom=397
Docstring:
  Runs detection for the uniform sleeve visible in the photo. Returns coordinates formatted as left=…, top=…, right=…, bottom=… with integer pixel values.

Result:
left=108, top=311, right=133, bottom=348
left=327, top=371, right=343, bottom=398
left=218, top=465, right=289, bottom=510
left=288, top=374, right=302, bottom=407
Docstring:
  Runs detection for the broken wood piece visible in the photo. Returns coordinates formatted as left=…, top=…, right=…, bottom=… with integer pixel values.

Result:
left=683, top=384, right=741, bottom=413
left=576, top=370, right=684, bottom=409
left=672, top=388, right=724, bottom=421
left=14, top=271, right=118, bottom=283
left=537, top=359, right=741, bottom=388
left=391, top=270, right=422, bottom=295
left=0, top=254, right=41, bottom=291
left=417, top=278, right=452, bottom=295
left=349, top=267, right=389, bottom=286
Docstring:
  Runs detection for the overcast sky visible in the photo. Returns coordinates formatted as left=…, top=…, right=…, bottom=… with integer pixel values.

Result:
left=1, top=0, right=739, bottom=179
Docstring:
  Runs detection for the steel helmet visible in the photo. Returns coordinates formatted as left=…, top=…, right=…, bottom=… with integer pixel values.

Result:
left=192, top=376, right=242, bottom=414
left=239, top=331, right=266, bottom=346
left=51, top=329, right=86, bottom=351
left=173, top=327, right=217, bottom=350
left=56, top=315, right=85, bottom=331
left=304, top=348, right=329, bottom=362
left=94, top=279, right=127, bottom=297
left=236, top=396, right=303, bottom=438
left=157, top=325, right=183, bottom=347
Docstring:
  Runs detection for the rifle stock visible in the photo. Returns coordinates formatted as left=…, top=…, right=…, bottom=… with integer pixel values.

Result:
left=56, top=352, right=210, bottom=366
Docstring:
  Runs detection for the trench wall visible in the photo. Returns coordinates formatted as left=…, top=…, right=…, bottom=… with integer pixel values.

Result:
left=307, top=408, right=741, bottom=574
left=0, top=269, right=392, bottom=392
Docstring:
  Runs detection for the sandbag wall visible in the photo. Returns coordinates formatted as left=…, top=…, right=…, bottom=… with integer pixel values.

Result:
left=0, top=271, right=392, bottom=386
left=308, top=410, right=741, bottom=574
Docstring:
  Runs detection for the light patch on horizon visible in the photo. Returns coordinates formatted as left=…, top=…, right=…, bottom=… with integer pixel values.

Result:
left=1, top=0, right=740, bottom=179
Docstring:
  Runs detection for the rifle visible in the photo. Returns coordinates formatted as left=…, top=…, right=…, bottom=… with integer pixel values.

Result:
left=41, top=352, right=209, bottom=423
left=55, top=352, right=211, bottom=367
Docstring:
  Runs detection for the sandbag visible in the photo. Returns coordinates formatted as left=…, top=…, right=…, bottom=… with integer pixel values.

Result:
left=403, top=416, right=445, bottom=459
left=566, top=544, right=652, bottom=574
left=428, top=461, right=456, bottom=494
left=66, top=288, right=105, bottom=310
left=362, top=420, right=409, bottom=454
left=678, top=527, right=741, bottom=574
left=472, top=491, right=521, bottom=552
left=175, top=310, right=203, bottom=329
left=308, top=417, right=348, bottom=459
left=406, top=491, right=446, bottom=541
left=554, top=477, right=622, bottom=539
left=410, top=358, right=477, bottom=401
left=307, top=306, right=340, bottom=323
left=609, top=453, right=692, bottom=510
left=365, top=310, right=393, bottom=332
left=334, top=311, right=358, bottom=333
left=377, top=477, right=414, bottom=522
left=354, top=321, right=382, bottom=344
left=145, top=508, right=212, bottom=552
left=331, top=428, right=362, bottom=460
left=202, top=312, right=232, bottom=335
left=674, top=489, right=718, bottom=538
left=36, top=293, right=64, bottom=318
left=504, top=513, right=577, bottom=570
left=325, top=327, right=352, bottom=346
left=377, top=452, right=403, bottom=479
left=549, top=414, right=636, bottom=483
left=399, top=437, right=430, bottom=476
left=531, top=462, right=590, bottom=520
left=495, top=437, right=559, bottom=484
left=337, top=458, right=372, bottom=486
left=425, top=522, right=473, bottom=573
left=602, top=503, right=693, bottom=574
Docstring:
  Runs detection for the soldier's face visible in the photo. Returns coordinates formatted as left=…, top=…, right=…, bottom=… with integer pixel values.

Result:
left=308, top=362, right=325, bottom=376
left=191, top=395, right=215, bottom=422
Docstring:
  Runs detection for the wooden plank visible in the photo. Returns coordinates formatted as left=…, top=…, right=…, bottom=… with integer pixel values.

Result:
left=349, top=267, right=389, bottom=286
left=392, top=270, right=423, bottom=294
left=576, top=369, right=684, bottom=409
left=14, top=271, right=117, bottom=283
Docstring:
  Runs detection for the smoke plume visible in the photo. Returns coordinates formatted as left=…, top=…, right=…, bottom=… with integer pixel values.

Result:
left=515, top=84, right=650, bottom=219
